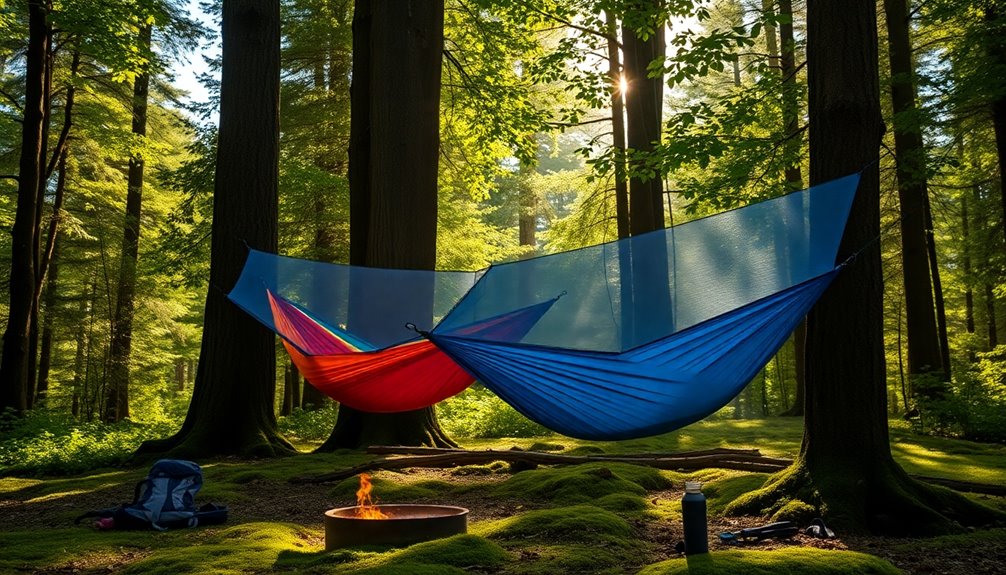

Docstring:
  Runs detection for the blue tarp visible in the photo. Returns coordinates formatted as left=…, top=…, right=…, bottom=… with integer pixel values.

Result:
left=229, top=173, right=861, bottom=439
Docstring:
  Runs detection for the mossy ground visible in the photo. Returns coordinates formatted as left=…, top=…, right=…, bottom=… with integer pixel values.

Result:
left=2, top=418, right=1004, bottom=574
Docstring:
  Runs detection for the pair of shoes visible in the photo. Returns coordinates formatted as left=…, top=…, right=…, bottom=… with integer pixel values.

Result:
left=805, top=517, right=835, bottom=538
left=718, top=521, right=799, bottom=543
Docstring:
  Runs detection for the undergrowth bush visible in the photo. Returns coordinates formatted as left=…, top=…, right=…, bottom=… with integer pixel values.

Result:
left=438, top=385, right=552, bottom=438
left=277, top=406, right=340, bottom=442
left=914, top=348, right=1006, bottom=443
left=0, top=410, right=180, bottom=476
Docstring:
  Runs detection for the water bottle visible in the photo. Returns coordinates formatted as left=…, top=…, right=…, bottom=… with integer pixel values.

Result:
left=681, top=481, right=708, bottom=555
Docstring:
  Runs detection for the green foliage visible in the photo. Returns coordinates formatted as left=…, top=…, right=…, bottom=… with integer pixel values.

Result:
left=277, top=406, right=340, bottom=444
left=0, top=411, right=179, bottom=475
left=439, top=386, right=553, bottom=438
left=637, top=548, right=901, bottom=575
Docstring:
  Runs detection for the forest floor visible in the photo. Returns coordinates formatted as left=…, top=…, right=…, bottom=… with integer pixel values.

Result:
left=1, top=418, right=1004, bottom=574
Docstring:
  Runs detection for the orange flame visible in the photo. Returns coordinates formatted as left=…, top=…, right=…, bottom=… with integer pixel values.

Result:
left=355, top=473, right=388, bottom=519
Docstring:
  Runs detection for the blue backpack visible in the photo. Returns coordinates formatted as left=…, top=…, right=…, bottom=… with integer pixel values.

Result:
left=75, top=459, right=227, bottom=530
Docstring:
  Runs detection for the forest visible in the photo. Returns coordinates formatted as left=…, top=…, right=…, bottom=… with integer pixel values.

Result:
left=1, top=0, right=1005, bottom=573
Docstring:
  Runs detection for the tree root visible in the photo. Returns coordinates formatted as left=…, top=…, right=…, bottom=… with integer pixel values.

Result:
left=725, top=458, right=1006, bottom=536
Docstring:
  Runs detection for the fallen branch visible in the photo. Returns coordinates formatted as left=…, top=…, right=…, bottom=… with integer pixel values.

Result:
left=365, top=446, right=764, bottom=458
left=290, top=449, right=791, bottom=484
left=911, top=475, right=1006, bottom=497
left=294, top=446, right=1006, bottom=497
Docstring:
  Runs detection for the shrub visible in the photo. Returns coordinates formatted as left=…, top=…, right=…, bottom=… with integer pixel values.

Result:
left=438, top=385, right=552, bottom=438
left=277, top=406, right=340, bottom=443
left=0, top=410, right=180, bottom=476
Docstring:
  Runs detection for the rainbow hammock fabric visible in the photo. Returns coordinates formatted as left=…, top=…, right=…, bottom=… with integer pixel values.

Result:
left=228, top=173, right=860, bottom=440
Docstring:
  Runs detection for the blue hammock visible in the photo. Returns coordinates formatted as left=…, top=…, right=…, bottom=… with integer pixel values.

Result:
left=229, top=173, right=860, bottom=440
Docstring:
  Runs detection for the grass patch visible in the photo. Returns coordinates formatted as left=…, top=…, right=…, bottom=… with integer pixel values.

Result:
left=491, top=463, right=672, bottom=505
left=637, top=548, right=901, bottom=574
left=479, top=504, right=633, bottom=541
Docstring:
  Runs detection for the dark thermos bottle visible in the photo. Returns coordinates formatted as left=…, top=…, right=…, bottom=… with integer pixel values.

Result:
left=682, top=481, right=708, bottom=555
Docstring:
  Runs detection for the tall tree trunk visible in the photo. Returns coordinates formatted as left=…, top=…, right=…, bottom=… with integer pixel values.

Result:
left=923, top=194, right=952, bottom=379
left=137, top=0, right=292, bottom=458
left=35, top=49, right=77, bottom=406
left=71, top=289, right=89, bottom=418
left=175, top=359, right=186, bottom=392
left=36, top=200, right=63, bottom=407
left=280, top=362, right=293, bottom=416
left=774, top=0, right=807, bottom=416
left=985, top=6, right=1006, bottom=247
left=779, top=0, right=803, bottom=190
left=0, top=0, right=49, bottom=414
left=985, top=282, right=998, bottom=348
left=518, top=163, right=536, bottom=249
left=106, top=26, right=152, bottom=423
left=728, top=0, right=1001, bottom=534
left=883, top=0, right=946, bottom=400
left=607, top=10, right=629, bottom=239
left=300, top=377, right=327, bottom=409
left=26, top=27, right=54, bottom=410
left=621, top=2, right=665, bottom=234
left=290, top=360, right=301, bottom=409
left=321, top=0, right=453, bottom=450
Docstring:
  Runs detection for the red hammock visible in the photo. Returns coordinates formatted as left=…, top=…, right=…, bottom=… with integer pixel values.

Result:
left=266, top=290, right=556, bottom=412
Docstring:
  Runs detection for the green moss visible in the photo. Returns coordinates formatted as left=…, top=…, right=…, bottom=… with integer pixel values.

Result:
left=449, top=464, right=505, bottom=476
left=693, top=470, right=771, bottom=517
left=277, top=534, right=508, bottom=575
left=390, top=533, right=509, bottom=567
left=528, top=442, right=566, bottom=452
left=566, top=445, right=606, bottom=455
left=120, top=523, right=322, bottom=575
left=772, top=499, right=818, bottom=524
left=0, top=528, right=172, bottom=572
left=491, top=463, right=671, bottom=505
left=636, top=548, right=902, bottom=575
left=891, top=527, right=1006, bottom=552
left=328, top=476, right=459, bottom=502
left=479, top=504, right=632, bottom=542
left=505, top=543, right=642, bottom=575
left=596, top=492, right=651, bottom=512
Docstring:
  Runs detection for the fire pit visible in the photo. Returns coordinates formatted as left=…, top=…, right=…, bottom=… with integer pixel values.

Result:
left=324, top=473, right=469, bottom=550
left=324, top=503, right=469, bottom=550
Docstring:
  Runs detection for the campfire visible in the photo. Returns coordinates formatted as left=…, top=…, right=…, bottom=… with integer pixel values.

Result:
left=323, top=473, right=470, bottom=550
left=354, top=473, right=389, bottom=519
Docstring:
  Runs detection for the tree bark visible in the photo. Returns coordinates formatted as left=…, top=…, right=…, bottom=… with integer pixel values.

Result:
left=106, top=27, right=152, bottom=422
left=290, top=360, right=301, bottom=410
left=321, top=0, right=454, bottom=451
left=137, top=0, right=293, bottom=458
left=26, top=26, right=54, bottom=410
left=0, top=0, right=49, bottom=415
left=923, top=194, right=951, bottom=379
left=883, top=0, right=946, bottom=398
left=727, top=0, right=1003, bottom=535
left=607, top=10, right=629, bottom=239
left=621, top=3, right=665, bottom=235
left=778, top=0, right=803, bottom=190
left=72, top=289, right=88, bottom=418
left=985, top=6, right=1006, bottom=248
left=280, top=362, right=293, bottom=416
left=518, top=163, right=536, bottom=249
left=35, top=156, right=67, bottom=407
left=961, top=175, right=976, bottom=361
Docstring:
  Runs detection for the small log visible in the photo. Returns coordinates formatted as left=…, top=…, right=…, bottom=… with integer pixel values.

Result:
left=290, top=450, right=791, bottom=484
left=911, top=475, right=1006, bottom=497
left=365, top=445, right=764, bottom=458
